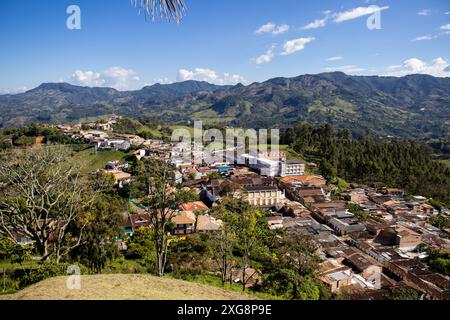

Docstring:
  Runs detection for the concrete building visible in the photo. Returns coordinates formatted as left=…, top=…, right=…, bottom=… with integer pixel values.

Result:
left=244, top=185, right=285, bottom=208
left=280, top=160, right=305, bottom=177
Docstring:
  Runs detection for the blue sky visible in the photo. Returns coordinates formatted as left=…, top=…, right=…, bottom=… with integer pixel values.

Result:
left=0, top=0, right=449, bottom=93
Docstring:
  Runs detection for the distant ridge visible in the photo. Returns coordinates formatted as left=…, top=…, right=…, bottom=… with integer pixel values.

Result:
left=0, top=72, right=449, bottom=139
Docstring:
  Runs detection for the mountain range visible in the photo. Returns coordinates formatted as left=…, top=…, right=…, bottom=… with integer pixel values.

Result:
left=0, top=72, right=449, bottom=139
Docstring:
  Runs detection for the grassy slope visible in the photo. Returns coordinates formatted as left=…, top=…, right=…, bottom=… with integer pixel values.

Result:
left=1, top=274, right=258, bottom=300
left=72, top=147, right=128, bottom=174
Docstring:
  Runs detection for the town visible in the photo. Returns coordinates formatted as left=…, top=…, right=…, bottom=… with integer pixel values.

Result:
left=2, top=115, right=446, bottom=300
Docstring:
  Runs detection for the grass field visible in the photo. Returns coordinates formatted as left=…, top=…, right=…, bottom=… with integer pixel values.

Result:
left=72, top=147, right=129, bottom=173
left=0, top=274, right=258, bottom=300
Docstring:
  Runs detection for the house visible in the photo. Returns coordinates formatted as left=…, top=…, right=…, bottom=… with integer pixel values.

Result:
left=196, top=214, right=223, bottom=232
left=123, top=212, right=152, bottom=237
left=344, top=252, right=383, bottom=283
left=267, top=216, right=284, bottom=229
left=375, top=226, right=422, bottom=251
left=328, top=217, right=366, bottom=236
left=280, top=175, right=327, bottom=188
left=319, top=259, right=354, bottom=293
left=386, top=188, right=405, bottom=199
left=133, top=149, right=146, bottom=161
left=172, top=212, right=196, bottom=235
left=102, top=170, right=132, bottom=186
left=231, top=267, right=261, bottom=288
left=385, top=259, right=450, bottom=300
left=179, top=201, right=209, bottom=212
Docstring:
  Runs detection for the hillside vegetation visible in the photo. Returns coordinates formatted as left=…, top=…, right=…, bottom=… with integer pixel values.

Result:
left=0, top=73, right=449, bottom=139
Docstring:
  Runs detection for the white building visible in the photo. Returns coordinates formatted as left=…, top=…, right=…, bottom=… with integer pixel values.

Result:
left=239, top=154, right=305, bottom=177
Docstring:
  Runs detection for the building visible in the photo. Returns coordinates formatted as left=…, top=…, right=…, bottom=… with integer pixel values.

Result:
left=344, top=252, right=383, bottom=283
left=179, top=201, right=209, bottom=212
left=328, top=217, right=366, bottom=236
left=196, top=214, right=223, bottom=232
left=280, top=160, right=305, bottom=177
left=172, top=213, right=196, bottom=235
left=244, top=185, right=285, bottom=208
left=319, top=259, right=354, bottom=293
left=375, top=226, right=422, bottom=251
left=239, top=154, right=305, bottom=177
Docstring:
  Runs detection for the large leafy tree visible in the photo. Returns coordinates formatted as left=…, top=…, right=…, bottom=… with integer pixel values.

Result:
left=139, top=158, right=182, bottom=276
left=213, top=198, right=273, bottom=291
left=70, top=195, right=125, bottom=273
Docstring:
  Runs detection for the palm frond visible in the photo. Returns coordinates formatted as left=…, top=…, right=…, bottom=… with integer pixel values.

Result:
left=131, top=0, right=186, bottom=23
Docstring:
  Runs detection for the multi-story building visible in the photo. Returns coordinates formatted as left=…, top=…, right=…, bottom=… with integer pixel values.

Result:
left=239, top=154, right=305, bottom=177
left=280, top=160, right=305, bottom=176
left=244, top=185, right=285, bottom=208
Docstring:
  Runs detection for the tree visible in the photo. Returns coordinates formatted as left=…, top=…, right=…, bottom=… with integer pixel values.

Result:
left=208, top=172, right=223, bottom=181
left=385, top=287, right=419, bottom=300
left=274, top=232, right=320, bottom=277
left=131, top=0, right=186, bottom=23
left=261, top=232, right=324, bottom=299
left=127, top=227, right=157, bottom=271
left=0, top=146, right=94, bottom=263
left=88, top=172, right=117, bottom=195
left=70, top=195, right=125, bottom=273
left=0, top=236, right=31, bottom=265
left=429, top=215, right=450, bottom=230
left=216, top=198, right=271, bottom=291
left=209, top=207, right=236, bottom=286
left=140, top=159, right=182, bottom=276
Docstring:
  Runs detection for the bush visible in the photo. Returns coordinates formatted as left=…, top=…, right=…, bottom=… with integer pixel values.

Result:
left=15, top=262, right=90, bottom=289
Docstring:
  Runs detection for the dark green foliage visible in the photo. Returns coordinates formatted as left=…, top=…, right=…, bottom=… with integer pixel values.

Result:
left=70, top=195, right=125, bottom=273
left=0, top=237, right=31, bottom=264
left=428, top=215, right=450, bottom=229
left=127, top=228, right=157, bottom=272
left=385, top=287, right=420, bottom=300
left=168, top=234, right=212, bottom=278
left=282, top=123, right=450, bottom=206
left=425, top=250, right=450, bottom=276
left=15, top=262, right=89, bottom=289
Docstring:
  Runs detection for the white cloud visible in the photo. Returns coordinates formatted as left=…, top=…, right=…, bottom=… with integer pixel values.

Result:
left=71, top=66, right=140, bottom=90
left=446, top=12, right=450, bottom=15
left=413, top=30, right=450, bottom=41
left=413, top=35, right=435, bottom=41
left=72, top=70, right=104, bottom=87
left=302, top=18, right=328, bottom=30
left=334, top=5, right=389, bottom=23
left=272, top=24, right=290, bottom=35
left=386, top=57, right=450, bottom=77
left=418, top=9, right=430, bottom=16
left=326, top=56, right=344, bottom=61
left=177, top=68, right=245, bottom=85
left=256, top=22, right=289, bottom=35
left=322, top=65, right=366, bottom=74
left=255, top=23, right=275, bottom=34
left=0, top=86, right=28, bottom=95
left=144, top=78, right=173, bottom=86
left=280, top=37, right=315, bottom=56
left=441, top=24, right=450, bottom=30
left=254, top=45, right=276, bottom=65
